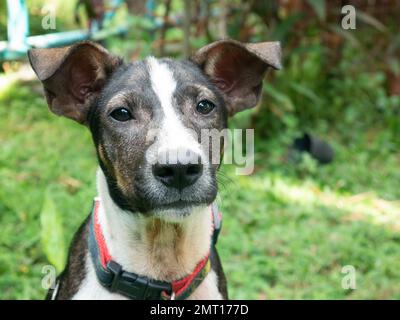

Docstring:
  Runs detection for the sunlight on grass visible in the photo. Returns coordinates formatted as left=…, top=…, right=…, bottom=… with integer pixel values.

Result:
left=255, top=175, right=400, bottom=231
left=0, top=74, right=17, bottom=99
left=0, top=65, right=37, bottom=100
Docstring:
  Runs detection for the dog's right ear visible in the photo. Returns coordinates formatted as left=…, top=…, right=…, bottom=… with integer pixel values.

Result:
left=28, top=41, right=122, bottom=124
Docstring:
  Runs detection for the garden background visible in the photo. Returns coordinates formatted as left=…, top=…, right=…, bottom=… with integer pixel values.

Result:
left=0, top=0, right=399, bottom=299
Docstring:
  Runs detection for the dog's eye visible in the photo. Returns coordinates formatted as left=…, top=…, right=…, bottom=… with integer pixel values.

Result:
left=196, top=100, right=215, bottom=115
left=110, top=108, right=133, bottom=122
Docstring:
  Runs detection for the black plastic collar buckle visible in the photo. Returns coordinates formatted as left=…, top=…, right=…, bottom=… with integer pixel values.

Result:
left=107, top=260, right=123, bottom=292
left=106, top=260, right=172, bottom=300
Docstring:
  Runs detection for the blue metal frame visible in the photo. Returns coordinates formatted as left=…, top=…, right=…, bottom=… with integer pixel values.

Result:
left=0, top=0, right=129, bottom=61
left=7, top=0, right=29, bottom=53
left=0, top=0, right=208, bottom=62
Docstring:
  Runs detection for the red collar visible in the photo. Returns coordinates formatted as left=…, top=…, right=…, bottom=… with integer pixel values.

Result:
left=90, top=199, right=221, bottom=299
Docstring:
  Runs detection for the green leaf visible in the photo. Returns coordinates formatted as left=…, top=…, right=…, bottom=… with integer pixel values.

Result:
left=271, top=13, right=303, bottom=41
left=263, top=83, right=295, bottom=112
left=40, top=189, right=66, bottom=273
left=290, top=82, right=322, bottom=104
left=306, top=0, right=326, bottom=21
left=357, top=11, right=387, bottom=33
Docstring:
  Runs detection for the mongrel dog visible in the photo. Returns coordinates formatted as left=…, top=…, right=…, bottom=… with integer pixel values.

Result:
left=28, top=39, right=281, bottom=300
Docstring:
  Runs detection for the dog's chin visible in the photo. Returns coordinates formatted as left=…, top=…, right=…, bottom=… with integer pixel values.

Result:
left=151, top=202, right=208, bottom=223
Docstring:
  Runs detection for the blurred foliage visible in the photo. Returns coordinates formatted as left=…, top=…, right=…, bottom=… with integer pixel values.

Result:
left=40, top=190, right=66, bottom=273
left=0, top=0, right=399, bottom=299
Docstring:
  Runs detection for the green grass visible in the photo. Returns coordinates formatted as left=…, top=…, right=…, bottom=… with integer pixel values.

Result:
left=0, top=77, right=399, bottom=300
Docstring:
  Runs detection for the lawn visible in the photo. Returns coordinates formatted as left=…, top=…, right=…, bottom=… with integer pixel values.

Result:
left=0, top=72, right=399, bottom=299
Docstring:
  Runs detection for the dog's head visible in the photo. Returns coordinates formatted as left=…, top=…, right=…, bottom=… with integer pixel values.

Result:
left=29, top=40, right=281, bottom=219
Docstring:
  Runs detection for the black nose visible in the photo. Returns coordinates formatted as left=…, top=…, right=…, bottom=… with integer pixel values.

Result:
left=152, top=163, right=203, bottom=190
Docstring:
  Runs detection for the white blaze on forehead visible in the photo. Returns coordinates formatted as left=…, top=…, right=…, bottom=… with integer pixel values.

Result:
left=146, top=57, right=203, bottom=161
left=147, top=56, right=177, bottom=115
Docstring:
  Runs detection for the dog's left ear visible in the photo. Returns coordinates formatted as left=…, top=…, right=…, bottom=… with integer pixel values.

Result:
left=191, top=39, right=281, bottom=116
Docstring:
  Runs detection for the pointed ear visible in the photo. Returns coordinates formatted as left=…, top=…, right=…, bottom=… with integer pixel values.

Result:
left=190, top=39, right=281, bottom=116
left=28, top=41, right=123, bottom=124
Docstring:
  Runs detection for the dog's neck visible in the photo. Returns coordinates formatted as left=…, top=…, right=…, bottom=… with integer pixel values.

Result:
left=95, top=168, right=212, bottom=282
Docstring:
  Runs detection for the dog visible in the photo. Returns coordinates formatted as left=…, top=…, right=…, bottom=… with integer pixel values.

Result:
left=28, top=39, right=281, bottom=300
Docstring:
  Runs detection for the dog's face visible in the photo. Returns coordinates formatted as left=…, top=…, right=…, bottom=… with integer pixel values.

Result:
left=29, top=40, right=281, bottom=218
left=90, top=58, right=227, bottom=216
